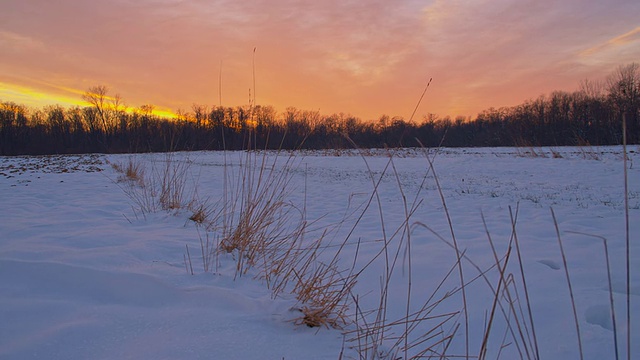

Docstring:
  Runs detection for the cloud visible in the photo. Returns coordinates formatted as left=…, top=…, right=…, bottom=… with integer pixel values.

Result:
left=2, top=0, right=640, bottom=119
left=0, top=31, right=46, bottom=53
left=0, top=81, right=85, bottom=108
left=581, top=26, right=640, bottom=57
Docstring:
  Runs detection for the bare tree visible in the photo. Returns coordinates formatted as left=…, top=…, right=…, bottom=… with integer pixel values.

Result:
left=580, top=78, right=605, bottom=99
left=139, top=104, right=155, bottom=117
left=608, top=63, right=640, bottom=110
left=607, top=63, right=640, bottom=140
left=82, top=85, right=109, bottom=132
left=112, top=93, right=127, bottom=115
left=192, top=104, right=209, bottom=128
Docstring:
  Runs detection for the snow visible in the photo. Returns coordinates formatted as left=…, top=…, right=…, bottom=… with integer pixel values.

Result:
left=0, top=147, right=638, bottom=359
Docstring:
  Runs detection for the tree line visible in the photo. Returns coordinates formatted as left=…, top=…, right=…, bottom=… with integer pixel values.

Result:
left=1, top=63, right=638, bottom=156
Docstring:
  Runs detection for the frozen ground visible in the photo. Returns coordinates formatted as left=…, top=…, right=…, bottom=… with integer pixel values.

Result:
left=0, top=146, right=638, bottom=359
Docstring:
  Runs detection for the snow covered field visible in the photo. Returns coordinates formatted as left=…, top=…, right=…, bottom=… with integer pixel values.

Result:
left=1, top=146, right=638, bottom=359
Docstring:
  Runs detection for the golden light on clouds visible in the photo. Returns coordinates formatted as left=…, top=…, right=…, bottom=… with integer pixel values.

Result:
left=0, top=82, right=178, bottom=118
left=0, top=82, right=85, bottom=109
left=149, top=108, right=179, bottom=119
left=1, top=0, right=639, bottom=121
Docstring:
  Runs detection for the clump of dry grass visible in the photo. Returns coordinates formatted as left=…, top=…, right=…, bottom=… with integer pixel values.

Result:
left=110, top=157, right=145, bottom=186
left=111, top=153, right=198, bottom=216
left=193, top=141, right=360, bottom=330
left=291, top=262, right=356, bottom=328
left=575, top=136, right=602, bottom=161
left=213, top=148, right=303, bottom=276
left=550, top=148, right=563, bottom=159
left=513, top=137, right=548, bottom=159
left=515, top=146, right=548, bottom=158
left=189, top=205, right=208, bottom=224
left=155, top=153, right=193, bottom=210
left=110, top=157, right=155, bottom=214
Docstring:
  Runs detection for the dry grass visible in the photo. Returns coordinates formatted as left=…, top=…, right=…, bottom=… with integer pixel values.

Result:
left=291, top=263, right=356, bottom=328
left=197, top=228, right=219, bottom=273
left=106, top=129, right=358, bottom=329
left=575, top=136, right=602, bottom=161
left=110, top=157, right=145, bottom=186
left=235, top=150, right=353, bottom=328
left=346, top=144, right=632, bottom=360
left=214, top=148, right=304, bottom=276
left=513, top=138, right=548, bottom=159
left=156, top=153, right=193, bottom=210
left=517, top=147, right=549, bottom=158
left=189, top=205, right=208, bottom=224
left=344, top=143, right=614, bottom=360
left=110, top=157, right=155, bottom=214
left=111, top=137, right=631, bottom=358
left=187, top=139, right=367, bottom=330
left=339, top=143, right=463, bottom=359
left=550, top=148, right=563, bottom=159
left=110, top=153, right=198, bottom=216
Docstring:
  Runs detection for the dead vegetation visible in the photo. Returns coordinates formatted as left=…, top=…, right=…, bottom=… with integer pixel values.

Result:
left=1, top=154, right=104, bottom=178
left=110, top=143, right=631, bottom=359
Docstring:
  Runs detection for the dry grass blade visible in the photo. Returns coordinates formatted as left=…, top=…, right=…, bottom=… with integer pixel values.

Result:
left=510, top=205, right=540, bottom=359
left=196, top=227, right=219, bottom=273
left=478, top=212, right=517, bottom=360
left=185, top=244, right=194, bottom=275
left=157, top=153, right=192, bottom=210
left=622, top=113, right=631, bottom=360
left=291, top=265, right=355, bottom=329
left=551, top=208, right=584, bottom=360
left=413, top=215, right=539, bottom=359
left=566, top=231, right=619, bottom=360
left=485, top=209, right=537, bottom=360
left=418, top=140, right=470, bottom=359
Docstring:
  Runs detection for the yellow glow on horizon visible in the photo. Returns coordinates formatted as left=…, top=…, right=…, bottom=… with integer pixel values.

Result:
left=151, top=108, right=179, bottom=119
left=0, top=81, right=178, bottom=119
left=0, top=81, right=86, bottom=108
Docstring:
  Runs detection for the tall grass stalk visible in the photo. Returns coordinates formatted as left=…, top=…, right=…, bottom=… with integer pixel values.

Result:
left=510, top=205, right=540, bottom=359
left=478, top=210, right=539, bottom=360
left=567, top=231, right=619, bottom=360
left=551, top=208, right=584, bottom=360
left=420, top=141, right=470, bottom=358
left=478, top=219, right=513, bottom=360
left=622, top=113, right=631, bottom=360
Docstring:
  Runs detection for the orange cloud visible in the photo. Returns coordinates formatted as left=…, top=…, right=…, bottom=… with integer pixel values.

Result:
left=2, top=0, right=640, bottom=121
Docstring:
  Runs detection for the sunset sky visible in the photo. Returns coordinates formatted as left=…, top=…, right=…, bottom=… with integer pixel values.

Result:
left=1, top=0, right=639, bottom=121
